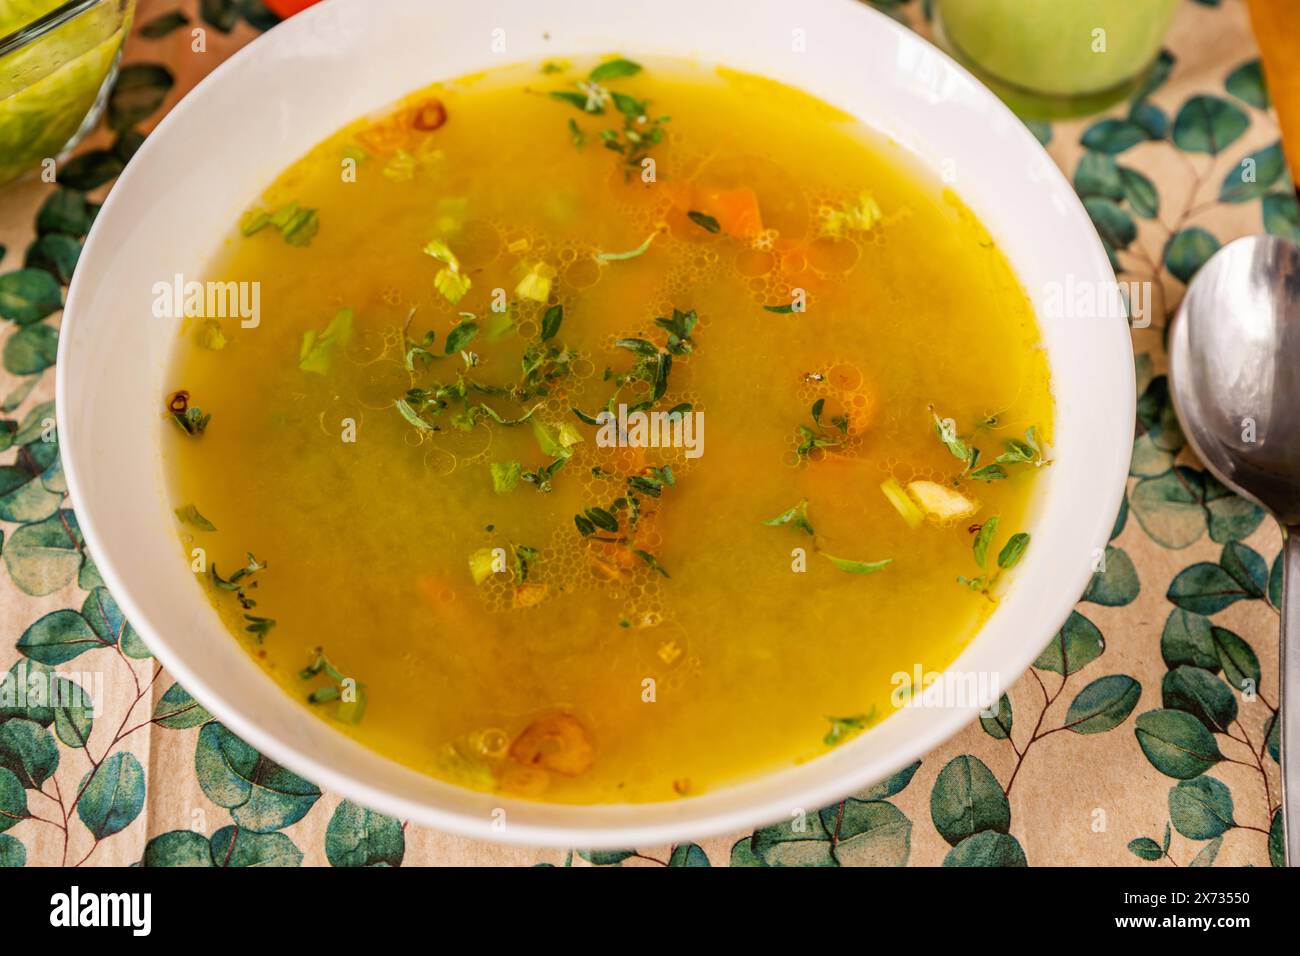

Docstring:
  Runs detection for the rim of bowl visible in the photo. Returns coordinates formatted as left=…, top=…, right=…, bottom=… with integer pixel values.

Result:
left=56, top=0, right=1134, bottom=847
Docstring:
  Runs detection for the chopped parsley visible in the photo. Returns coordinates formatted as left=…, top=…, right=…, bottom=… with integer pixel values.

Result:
left=299, top=309, right=353, bottom=374
left=491, top=460, right=522, bottom=494
left=241, top=201, right=319, bottom=247
left=424, top=238, right=471, bottom=304
left=762, top=498, right=814, bottom=536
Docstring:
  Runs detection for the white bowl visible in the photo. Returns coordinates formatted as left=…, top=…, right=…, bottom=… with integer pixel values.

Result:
left=57, top=0, right=1133, bottom=847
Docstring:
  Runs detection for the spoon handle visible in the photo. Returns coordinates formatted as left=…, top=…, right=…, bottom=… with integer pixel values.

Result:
left=1283, top=529, right=1300, bottom=865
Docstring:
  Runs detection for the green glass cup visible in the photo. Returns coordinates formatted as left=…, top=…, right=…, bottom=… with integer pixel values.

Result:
left=934, top=0, right=1179, bottom=119
left=0, top=0, right=136, bottom=188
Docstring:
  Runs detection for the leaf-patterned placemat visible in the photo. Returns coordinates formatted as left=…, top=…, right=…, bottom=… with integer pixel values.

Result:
left=0, top=0, right=1289, bottom=867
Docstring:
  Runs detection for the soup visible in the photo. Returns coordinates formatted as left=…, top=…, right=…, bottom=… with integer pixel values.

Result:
left=163, top=57, right=1053, bottom=803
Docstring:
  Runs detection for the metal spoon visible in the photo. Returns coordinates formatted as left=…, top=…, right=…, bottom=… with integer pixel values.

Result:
left=1168, top=233, right=1300, bottom=866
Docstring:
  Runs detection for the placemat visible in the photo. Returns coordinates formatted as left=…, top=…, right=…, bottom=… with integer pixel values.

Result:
left=0, top=0, right=1290, bottom=867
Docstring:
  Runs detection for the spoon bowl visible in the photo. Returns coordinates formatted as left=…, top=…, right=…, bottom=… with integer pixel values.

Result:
left=1169, top=235, right=1300, bottom=523
left=1169, top=232, right=1300, bottom=867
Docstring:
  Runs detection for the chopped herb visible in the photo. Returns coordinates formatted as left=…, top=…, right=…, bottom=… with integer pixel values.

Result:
left=824, top=711, right=875, bottom=747
left=444, top=318, right=479, bottom=354
left=382, top=148, right=417, bottom=182
left=972, top=516, right=1000, bottom=568
left=299, top=308, right=354, bottom=374
left=196, top=318, right=227, bottom=351
left=395, top=398, right=439, bottom=432
left=994, top=426, right=1052, bottom=469
left=763, top=303, right=796, bottom=314
left=512, top=543, right=541, bottom=583
left=568, top=117, right=586, bottom=148
left=522, top=455, right=567, bottom=493
left=687, top=211, right=721, bottom=234
left=272, top=203, right=315, bottom=241
left=540, top=304, right=564, bottom=341
left=763, top=498, right=814, bottom=536
left=550, top=62, right=667, bottom=172
left=596, top=230, right=659, bottom=262
left=958, top=517, right=1030, bottom=597
left=174, top=503, right=216, bottom=532
left=477, top=403, right=542, bottom=426
left=211, top=552, right=267, bottom=610
left=589, top=57, right=643, bottom=82
left=533, top=419, right=583, bottom=458
left=469, top=547, right=500, bottom=585
left=929, top=410, right=1050, bottom=482
left=243, top=615, right=276, bottom=642
left=515, top=261, right=555, bottom=302
left=821, top=554, right=892, bottom=575
left=634, top=549, right=670, bottom=578
left=821, top=192, right=882, bottom=237
left=167, top=390, right=210, bottom=436
left=241, top=201, right=319, bottom=247
left=999, top=532, right=1031, bottom=570
left=171, top=405, right=210, bottom=436
left=930, top=406, right=975, bottom=472
left=796, top=401, right=839, bottom=459
left=627, top=464, right=675, bottom=498
left=300, top=648, right=366, bottom=724
left=550, top=89, right=601, bottom=113
left=518, top=338, right=575, bottom=400
left=404, top=325, right=442, bottom=371
left=491, top=460, right=522, bottom=494
left=575, top=507, right=619, bottom=535
left=424, top=239, right=472, bottom=305
left=654, top=308, right=697, bottom=355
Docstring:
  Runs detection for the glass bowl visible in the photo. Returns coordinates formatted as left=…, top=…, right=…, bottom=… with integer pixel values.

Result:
left=0, top=0, right=136, bottom=188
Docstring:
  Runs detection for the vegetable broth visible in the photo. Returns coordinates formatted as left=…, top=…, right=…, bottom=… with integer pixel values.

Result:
left=165, top=58, right=1053, bottom=803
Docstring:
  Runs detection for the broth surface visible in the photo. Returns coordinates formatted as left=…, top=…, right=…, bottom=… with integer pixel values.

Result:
left=165, top=58, right=1053, bottom=803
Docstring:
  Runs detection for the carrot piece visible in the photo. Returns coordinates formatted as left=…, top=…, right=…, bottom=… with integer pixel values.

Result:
left=697, top=188, right=764, bottom=239
left=1245, top=0, right=1300, bottom=186
left=510, top=713, right=594, bottom=776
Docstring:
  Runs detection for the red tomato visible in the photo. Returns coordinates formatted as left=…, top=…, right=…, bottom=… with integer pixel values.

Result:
left=264, top=0, right=323, bottom=18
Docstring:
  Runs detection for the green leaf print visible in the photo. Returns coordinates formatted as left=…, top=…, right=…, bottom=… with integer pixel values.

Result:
left=324, top=799, right=405, bottom=867
left=194, top=722, right=321, bottom=832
